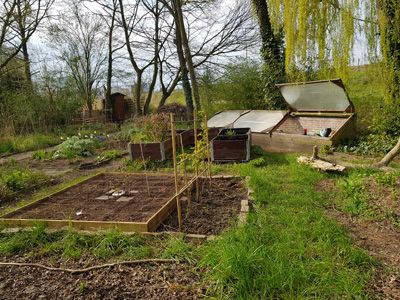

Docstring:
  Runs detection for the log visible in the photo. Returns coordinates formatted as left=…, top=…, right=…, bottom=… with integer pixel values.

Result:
left=374, top=137, right=400, bottom=168
left=297, top=156, right=346, bottom=172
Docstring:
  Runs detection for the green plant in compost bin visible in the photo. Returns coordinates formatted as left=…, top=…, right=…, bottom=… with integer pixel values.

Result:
left=224, top=129, right=236, bottom=136
left=130, top=113, right=170, bottom=143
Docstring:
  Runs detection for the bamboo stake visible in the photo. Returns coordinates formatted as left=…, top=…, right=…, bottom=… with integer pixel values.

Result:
left=170, top=113, right=182, bottom=230
left=139, top=142, right=151, bottom=197
left=193, top=110, right=199, bottom=202
left=203, top=113, right=212, bottom=183
left=180, top=132, right=190, bottom=215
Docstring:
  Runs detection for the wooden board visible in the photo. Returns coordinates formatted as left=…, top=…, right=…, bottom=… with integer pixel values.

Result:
left=211, top=139, right=250, bottom=162
left=128, top=139, right=172, bottom=161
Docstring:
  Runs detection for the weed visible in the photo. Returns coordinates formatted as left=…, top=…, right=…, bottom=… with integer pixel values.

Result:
left=32, top=150, right=54, bottom=160
left=161, top=236, right=193, bottom=262
left=79, top=282, right=88, bottom=293
left=0, top=134, right=58, bottom=155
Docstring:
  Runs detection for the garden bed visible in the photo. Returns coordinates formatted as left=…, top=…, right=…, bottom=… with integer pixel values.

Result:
left=158, top=177, right=247, bottom=235
left=128, top=139, right=173, bottom=161
left=1, top=173, right=183, bottom=232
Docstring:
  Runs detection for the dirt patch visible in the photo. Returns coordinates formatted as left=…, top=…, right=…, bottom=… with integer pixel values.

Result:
left=4, top=173, right=178, bottom=222
left=316, top=178, right=400, bottom=299
left=159, top=178, right=246, bottom=235
left=0, top=263, right=204, bottom=299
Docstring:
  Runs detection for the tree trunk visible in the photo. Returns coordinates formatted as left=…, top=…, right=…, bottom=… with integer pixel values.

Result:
left=105, top=5, right=116, bottom=121
left=252, top=0, right=285, bottom=109
left=157, top=72, right=180, bottom=109
left=16, top=2, right=33, bottom=88
left=173, top=0, right=201, bottom=111
left=134, top=74, right=143, bottom=116
left=172, top=1, right=193, bottom=119
left=374, top=137, right=400, bottom=168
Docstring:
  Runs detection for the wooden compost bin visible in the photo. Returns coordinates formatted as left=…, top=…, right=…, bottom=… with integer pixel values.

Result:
left=211, top=128, right=251, bottom=162
left=0, top=173, right=181, bottom=233
left=252, top=79, right=356, bottom=153
left=128, top=138, right=173, bottom=161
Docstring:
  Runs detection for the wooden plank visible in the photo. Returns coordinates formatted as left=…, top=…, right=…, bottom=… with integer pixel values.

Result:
left=0, top=218, right=148, bottom=232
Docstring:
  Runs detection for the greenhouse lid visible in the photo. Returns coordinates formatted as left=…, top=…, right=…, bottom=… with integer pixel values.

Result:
left=276, top=79, right=354, bottom=113
left=233, top=110, right=287, bottom=133
left=207, top=110, right=250, bottom=128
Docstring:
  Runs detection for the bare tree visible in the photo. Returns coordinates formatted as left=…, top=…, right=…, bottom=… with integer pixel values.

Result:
left=47, top=2, right=107, bottom=117
left=0, top=0, right=54, bottom=74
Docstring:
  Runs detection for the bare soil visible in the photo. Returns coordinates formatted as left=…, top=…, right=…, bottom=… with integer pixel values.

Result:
left=0, top=262, right=204, bottom=299
left=317, top=178, right=400, bottom=299
left=4, top=173, right=178, bottom=222
left=159, top=177, right=246, bottom=235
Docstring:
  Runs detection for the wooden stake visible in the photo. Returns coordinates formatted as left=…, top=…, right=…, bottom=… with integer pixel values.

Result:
left=171, top=113, right=182, bottom=230
left=203, top=113, right=212, bottom=183
left=193, top=110, right=199, bottom=202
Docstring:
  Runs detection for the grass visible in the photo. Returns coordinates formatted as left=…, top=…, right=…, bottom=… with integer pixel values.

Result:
left=200, top=151, right=375, bottom=298
left=0, top=225, right=193, bottom=262
left=0, top=134, right=59, bottom=156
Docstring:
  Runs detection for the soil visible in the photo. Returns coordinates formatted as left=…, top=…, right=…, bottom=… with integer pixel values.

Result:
left=4, top=173, right=178, bottom=222
left=159, top=177, right=246, bottom=235
left=0, top=262, right=204, bottom=299
left=316, top=178, right=400, bottom=299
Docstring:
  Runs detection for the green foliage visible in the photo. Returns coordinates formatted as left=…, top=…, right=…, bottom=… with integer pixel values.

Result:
left=338, top=134, right=398, bottom=156
left=53, top=136, right=101, bottom=159
left=130, top=113, right=170, bottom=143
left=200, top=152, right=374, bottom=298
left=199, top=60, right=265, bottom=116
left=95, top=150, right=121, bottom=162
left=32, top=150, right=54, bottom=160
left=0, top=223, right=50, bottom=256
left=161, top=236, right=193, bottom=261
left=0, top=165, right=50, bottom=201
left=0, top=134, right=59, bottom=155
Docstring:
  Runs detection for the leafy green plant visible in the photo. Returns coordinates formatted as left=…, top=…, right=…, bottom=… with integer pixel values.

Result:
left=130, top=113, right=170, bottom=143
left=224, top=129, right=236, bottom=136
left=0, top=166, right=50, bottom=201
left=338, top=134, right=398, bottom=156
left=53, top=136, right=101, bottom=159
left=95, top=150, right=121, bottom=162
left=32, top=150, right=54, bottom=160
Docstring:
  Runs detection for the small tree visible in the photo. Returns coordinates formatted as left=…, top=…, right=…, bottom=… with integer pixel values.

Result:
left=47, top=2, right=107, bottom=117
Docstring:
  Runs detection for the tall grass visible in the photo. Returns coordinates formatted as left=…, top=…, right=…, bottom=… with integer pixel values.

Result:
left=0, top=134, right=59, bottom=155
left=201, top=153, right=375, bottom=298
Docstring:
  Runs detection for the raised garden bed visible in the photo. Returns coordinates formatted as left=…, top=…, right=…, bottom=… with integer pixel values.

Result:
left=128, top=139, right=173, bottom=161
left=211, top=128, right=251, bottom=162
left=158, top=176, right=248, bottom=235
left=0, top=173, right=183, bottom=232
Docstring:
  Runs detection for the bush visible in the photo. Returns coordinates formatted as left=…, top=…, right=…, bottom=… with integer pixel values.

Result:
left=130, top=113, right=170, bottom=143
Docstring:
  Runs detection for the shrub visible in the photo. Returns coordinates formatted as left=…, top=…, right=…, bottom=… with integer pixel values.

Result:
left=130, top=113, right=170, bottom=143
left=338, top=134, right=398, bottom=156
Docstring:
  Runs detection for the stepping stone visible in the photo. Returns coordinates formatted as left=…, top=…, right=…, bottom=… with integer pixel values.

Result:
left=130, top=190, right=139, bottom=194
left=116, top=196, right=134, bottom=203
left=95, top=195, right=111, bottom=200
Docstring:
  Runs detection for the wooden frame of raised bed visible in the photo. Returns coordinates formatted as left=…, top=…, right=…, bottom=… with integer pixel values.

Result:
left=128, top=139, right=173, bottom=161
left=211, top=128, right=251, bottom=162
left=0, top=172, right=194, bottom=233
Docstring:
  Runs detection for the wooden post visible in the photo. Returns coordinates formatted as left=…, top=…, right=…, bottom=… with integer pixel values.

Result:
left=180, top=132, right=190, bottom=214
left=193, top=110, right=199, bottom=201
left=170, top=113, right=182, bottom=230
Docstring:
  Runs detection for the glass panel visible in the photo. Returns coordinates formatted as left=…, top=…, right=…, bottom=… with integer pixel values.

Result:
left=233, top=110, right=287, bottom=133
left=278, top=81, right=350, bottom=111
left=207, top=110, right=248, bottom=128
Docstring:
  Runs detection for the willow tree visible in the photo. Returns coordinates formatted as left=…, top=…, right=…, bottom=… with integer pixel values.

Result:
left=263, top=0, right=360, bottom=82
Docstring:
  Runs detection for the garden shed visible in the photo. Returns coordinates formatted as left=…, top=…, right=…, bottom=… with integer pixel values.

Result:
left=258, top=79, right=356, bottom=152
